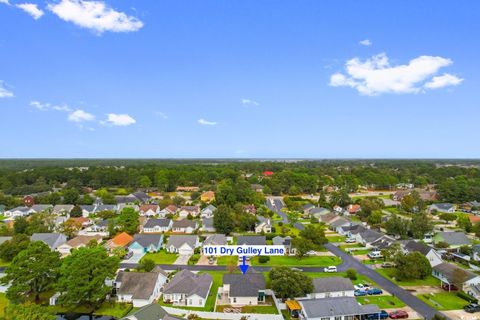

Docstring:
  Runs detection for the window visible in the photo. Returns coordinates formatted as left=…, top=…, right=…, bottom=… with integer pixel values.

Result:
left=233, top=298, right=237, bottom=303
left=335, top=317, right=342, bottom=320
left=321, top=317, right=330, bottom=320
left=345, top=316, right=354, bottom=320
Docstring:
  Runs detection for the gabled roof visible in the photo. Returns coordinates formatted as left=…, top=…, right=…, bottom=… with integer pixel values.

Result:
left=31, top=233, right=66, bottom=249
left=202, top=217, right=214, bottom=229
left=223, top=272, right=265, bottom=297
left=166, top=235, right=198, bottom=249
left=7, top=206, right=30, bottom=212
left=144, top=218, right=171, bottom=228
left=403, top=240, right=433, bottom=255
left=436, top=231, right=471, bottom=246
left=96, top=204, right=116, bottom=212
left=132, top=234, right=163, bottom=248
left=312, top=277, right=355, bottom=293
left=237, top=235, right=266, bottom=246
left=330, top=218, right=350, bottom=229
left=433, top=262, right=479, bottom=285
left=66, top=235, right=102, bottom=248
left=132, top=191, right=151, bottom=203
left=201, top=205, right=217, bottom=212
left=111, top=232, right=133, bottom=246
left=140, top=204, right=159, bottom=213
left=370, top=235, right=396, bottom=250
left=163, top=269, right=212, bottom=299
left=172, top=219, right=197, bottom=229
left=204, top=234, right=227, bottom=246
left=300, top=297, right=379, bottom=318
left=310, top=207, right=330, bottom=215
left=121, top=303, right=185, bottom=320
left=302, top=203, right=315, bottom=210
left=53, top=204, right=74, bottom=213
left=30, top=204, right=53, bottom=212
left=179, top=206, right=200, bottom=212
left=117, top=271, right=164, bottom=299
left=358, top=229, right=383, bottom=243
left=80, top=205, right=96, bottom=212
left=431, top=203, right=454, bottom=211
left=272, top=236, right=291, bottom=246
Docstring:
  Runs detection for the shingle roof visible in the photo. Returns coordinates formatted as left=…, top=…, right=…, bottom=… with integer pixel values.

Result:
left=312, top=277, right=354, bottom=293
left=237, top=235, right=266, bottom=246
left=144, top=218, right=171, bottom=228
left=132, top=234, right=163, bottom=248
left=404, top=240, right=432, bottom=255
left=53, top=205, right=74, bottom=213
left=202, top=217, right=214, bottom=229
left=163, top=269, right=212, bottom=299
left=172, top=219, right=197, bottom=228
left=31, top=233, right=66, bottom=249
left=166, top=235, right=198, bottom=250
left=300, top=297, right=379, bottom=318
left=223, top=272, right=266, bottom=297
left=204, top=234, right=227, bottom=246
left=96, top=205, right=116, bottom=212
left=433, top=262, right=479, bottom=285
left=330, top=218, right=350, bottom=229
left=66, top=235, right=102, bottom=248
left=117, top=271, right=164, bottom=299
left=359, top=229, right=383, bottom=243
left=121, top=304, right=185, bottom=320
left=436, top=231, right=471, bottom=246
left=30, top=204, right=53, bottom=212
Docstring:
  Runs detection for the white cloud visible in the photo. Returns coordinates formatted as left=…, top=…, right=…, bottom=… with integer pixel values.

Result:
left=102, top=113, right=136, bottom=126
left=329, top=53, right=462, bottom=95
left=198, top=118, right=217, bottom=126
left=359, top=39, right=372, bottom=46
left=68, top=109, right=95, bottom=122
left=48, top=0, right=143, bottom=34
left=241, top=98, right=259, bottom=106
left=424, top=73, right=463, bottom=90
left=16, top=3, right=44, bottom=19
left=0, top=0, right=10, bottom=5
left=30, top=100, right=72, bottom=112
left=0, top=81, right=14, bottom=98
left=154, top=111, right=168, bottom=119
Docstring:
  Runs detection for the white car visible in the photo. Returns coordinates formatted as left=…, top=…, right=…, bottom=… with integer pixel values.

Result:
left=367, top=251, right=383, bottom=259
left=324, top=266, right=338, bottom=273
left=345, top=238, right=356, bottom=243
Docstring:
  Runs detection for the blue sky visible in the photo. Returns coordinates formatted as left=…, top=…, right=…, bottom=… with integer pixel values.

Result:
left=0, top=0, right=478, bottom=158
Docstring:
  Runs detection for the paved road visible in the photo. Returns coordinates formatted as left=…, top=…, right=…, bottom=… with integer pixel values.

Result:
left=120, top=262, right=331, bottom=272
left=324, top=243, right=445, bottom=320
left=266, top=197, right=289, bottom=223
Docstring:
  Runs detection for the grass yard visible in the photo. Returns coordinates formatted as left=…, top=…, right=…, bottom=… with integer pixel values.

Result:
left=251, top=255, right=341, bottom=267
left=376, top=268, right=441, bottom=286
left=303, top=272, right=377, bottom=286
left=357, top=296, right=406, bottom=308
left=216, top=297, right=278, bottom=314
left=326, top=235, right=346, bottom=243
left=0, top=293, right=8, bottom=318
left=142, top=251, right=178, bottom=264
left=339, top=244, right=364, bottom=249
left=53, top=301, right=133, bottom=318
left=350, top=249, right=371, bottom=255
left=216, top=255, right=238, bottom=266
left=418, top=292, right=469, bottom=310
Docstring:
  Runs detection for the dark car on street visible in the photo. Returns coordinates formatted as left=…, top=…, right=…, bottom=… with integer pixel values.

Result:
left=464, top=303, right=480, bottom=313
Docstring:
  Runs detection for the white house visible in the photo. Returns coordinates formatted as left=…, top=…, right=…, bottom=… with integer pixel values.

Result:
left=255, top=217, right=272, bottom=234
left=116, top=269, right=168, bottom=307
left=165, top=235, right=200, bottom=255
left=402, top=240, right=443, bottom=267
left=3, top=206, right=30, bottom=218
left=200, top=205, right=217, bottom=218
left=172, top=219, right=198, bottom=234
left=178, top=206, right=200, bottom=218
left=219, top=273, right=266, bottom=306
left=139, top=204, right=160, bottom=217
left=143, top=219, right=172, bottom=233
left=305, top=277, right=355, bottom=299
left=162, top=269, right=213, bottom=308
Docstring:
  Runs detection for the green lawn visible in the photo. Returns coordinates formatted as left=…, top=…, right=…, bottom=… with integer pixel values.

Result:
left=326, top=235, right=347, bottom=243
left=53, top=301, right=133, bottom=318
left=303, top=272, right=376, bottom=286
left=339, top=244, right=364, bottom=249
left=351, top=249, right=370, bottom=255
left=376, top=268, right=441, bottom=286
left=142, top=251, right=178, bottom=264
left=216, top=255, right=238, bottom=266
left=216, top=296, right=278, bottom=314
left=0, top=259, right=10, bottom=267
left=418, top=292, right=469, bottom=310
left=357, top=296, right=406, bottom=308
left=251, top=255, right=341, bottom=267
left=0, top=293, right=8, bottom=318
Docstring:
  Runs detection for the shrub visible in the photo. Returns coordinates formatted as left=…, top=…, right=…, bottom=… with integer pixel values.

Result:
left=346, top=268, right=357, bottom=280
left=258, top=256, right=270, bottom=263
left=457, top=291, right=478, bottom=303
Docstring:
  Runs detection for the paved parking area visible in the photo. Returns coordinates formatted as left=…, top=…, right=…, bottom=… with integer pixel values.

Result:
left=122, top=251, right=145, bottom=264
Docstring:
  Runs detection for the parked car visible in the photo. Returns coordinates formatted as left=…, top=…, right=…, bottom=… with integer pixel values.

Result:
left=367, top=288, right=383, bottom=295
left=381, top=262, right=396, bottom=268
left=368, top=251, right=383, bottom=259
left=345, top=238, right=356, bottom=243
left=124, top=250, right=133, bottom=259
left=464, top=303, right=480, bottom=313
left=441, top=283, right=458, bottom=291
left=324, top=266, right=337, bottom=273
left=354, top=289, right=368, bottom=296
left=363, top=310, right=388, bottom=320
left=389, top=310, right=409, bottom=319
left=354, top=284, right=365, bottom=290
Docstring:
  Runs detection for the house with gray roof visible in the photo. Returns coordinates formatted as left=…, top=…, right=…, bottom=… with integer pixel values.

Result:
left=434, top=231, right=471, bottom=248
left=116, top=270, right=168, bottom=307
left=330, top=218, right=351, bottom=232
left=165, top=235, right=200, bottom=255
left=237, top=235, right=266, bottom=246
left=203, top=234, right=227, bottom=246
left=96, top=204, right=117, bottom=212
left=4, top=206, right=30, bottom=218
left=307, top=277, right=355, bottom=299
left=402, top=240, right=443, bottom=267
left=432, top=262, right=480, bottom=294
left=200, top=205, right=217, bottom=218
left=121, top=304, right=185, bottom=320
left=310, top=207, right=331, bottom=219
left=302, top=203, right=315, bottom=214
left=299, top=297, right=380, bottom=320
left=201, top=217, right=215, bottom=232
left=428, top=203, right=456, bottom=214
left=30, top=204, right=53, bottom=213
left=163, top=269, right=213, bottom=307
left=52, top=204, right=74, bottom=215
left=255, top=216, right=272, bottom=233
left=172, top=219, right=198, bottom=234
left=273, top=236, right=295, bottom=255
left=220, top=272, right=266, bottom=306
left=31, top=233, right=67, bottom=250
left=80, top=205, right=96, bottom=217
left=143, top=218, right=172, bottom=233
left=129, top=234, right=163, bottom=253
left=115, top=195, right=140, bottom=205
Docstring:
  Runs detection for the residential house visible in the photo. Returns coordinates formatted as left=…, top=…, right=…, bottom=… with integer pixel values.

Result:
left=4, top=206, right=30, bottom=218
left=165, top=235, right=200, bottom=255
left=52, top=205, right=74, bottom=215
left=369, top=235, right=396, bottom=250
left=129, top=234, right=163, bottom=253
left=107, top=232, right=133, bottom=250
left=402, top=240, right=443, bottom=267
left=159, top=205, right=177, bottom=217
left=299, top=297, right=380, bottom=320
left=306, top=277, right=355, bottom=299
left=201, top=217, right=215, bottom=233
left=250, top=184, right=263, bottom=193
left=333, top=205, right=344, bottom=214
left=143, top=219, right=172, bottom=233
left=117, top=204, right=140, bottom=213
left=91, top=219, right=109, bottom=232
left=200, top=205, right=217, bottom=218
left=115, top=195, right=140, bottom=205
left=80, top=205, right=96, bottom=217
left=243, top=204, right=256, bottom=215
left=346, top=204, right=361, bottom=215
left=329, top=218, right=351, bottom=233
left=203, top=234, right=227, bottom=246
left=132, top=191, right=151, bottom=204
left=31, top=233, right=67, bottom=250
left=220, top=272, right=266, bottom=306
left=116, top=269, right=168, bottom=307
left=319, top=213, right=340, bottom=225
left=176, top=186, right=199, bottom=192
left=310, top=207, right=331, bottom=219
left=392, top=190, right=410, bottom=201
left=178, top=206, right=200, bottom=218
left=302, top=203, right=315, bottom=215
left=237, top=235, right=266, bottom=246
left=172, top=219, right=198, bottom=234
left=353, top=228, right=383, bottom=247
left=432, top=262, right=480, bottom=296
left=163, top=269, right=213, bottom=307
left=139, top=204, right=160, bottom=217
left=255, top=216, right=272, bottom=234
left=29, top=204, right=53, bottom=214
left=428, top=203, right=456, bottom=214
left=273, top=236, right=295, bottom=255
left=433, top=231, right=471, bottom=248
left=96, top=204, right=117, bottom=213
left=121, top=303, right=185, bottom=320
left=57, top=235, right=102, bottom=256
left=200, top=191, right=215, bottom=202
left=338, top=223, right=364, bottom=237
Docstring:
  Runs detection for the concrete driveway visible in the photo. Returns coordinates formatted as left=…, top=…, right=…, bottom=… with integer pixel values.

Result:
left=122, top=251, right=145, bottom=264
left=174, top=254, right=191, bottom=265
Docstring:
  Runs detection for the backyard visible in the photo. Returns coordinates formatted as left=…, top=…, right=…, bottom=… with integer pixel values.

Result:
left=417, top=292, right=470, bottom=310
left=251, top=255, right=341, bottom=267
left=216, top=296, right=278, bottom=314
left=376, top=268, right=440, bottom=286
left=141, top=251, right=178, bottom=264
